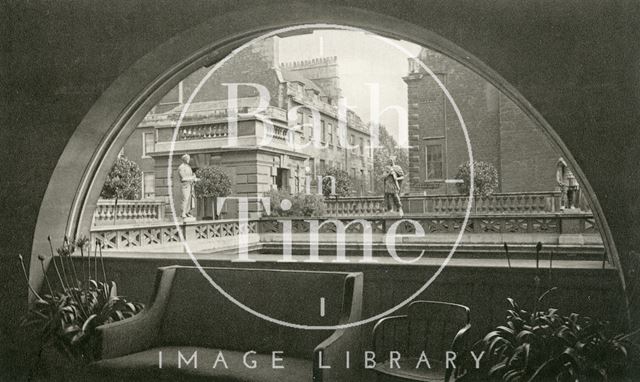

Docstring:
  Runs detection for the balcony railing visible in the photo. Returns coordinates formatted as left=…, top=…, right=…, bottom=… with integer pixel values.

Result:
left=90, top=211, right=598, bottom=250
left=324, top=191, right=565, bottom=216
left=179, top=123, right=229, bottom=140
left=258, top=213, right=597, bottom=235
left=92, top=199, right=166, bottom=226
left=91, top=219, right=257, bottom=249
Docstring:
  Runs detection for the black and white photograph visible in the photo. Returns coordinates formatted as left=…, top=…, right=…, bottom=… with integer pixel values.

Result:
left=1, top=1, right=640, bottom=381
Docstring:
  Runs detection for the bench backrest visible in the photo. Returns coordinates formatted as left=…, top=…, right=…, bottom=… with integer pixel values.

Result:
left=156, top=266, right=360, bottom=359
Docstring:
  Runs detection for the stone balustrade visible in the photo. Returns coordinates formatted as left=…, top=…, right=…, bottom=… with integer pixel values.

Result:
left=257, top=213, right=597, bottom=235
left=324, top=191, right=566, bottom=216
left=92, top=199, right=166, bottom=226
left=91, top=212, right=597, bottom=250
left=269, top=125, right=290, bottom=142
left=179, top=123, right=229, bottom=140
left=91, top=219, right=257, bottom=250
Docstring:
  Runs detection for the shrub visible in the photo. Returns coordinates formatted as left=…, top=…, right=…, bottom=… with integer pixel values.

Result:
left=455, top=160, right=498, bottom=197
left=321, top=167, right=352, bottom=197
left=193, top=166, right=232, bottom=199
left=264, top=189, right=325, bottom=217
left=100, top=155, right=142, bottom=200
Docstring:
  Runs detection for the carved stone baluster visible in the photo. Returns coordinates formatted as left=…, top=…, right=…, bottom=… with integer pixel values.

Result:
left=106, top=204, right=113, bottom=223
left=517, top=195, right=523, bottom=212
left=97, top=205, right=105, bottom=224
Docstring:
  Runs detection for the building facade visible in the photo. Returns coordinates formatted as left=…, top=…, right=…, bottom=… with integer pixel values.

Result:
left=404, top=48, right=560, bottom=195
left=121, top=37, right=373, bottom=216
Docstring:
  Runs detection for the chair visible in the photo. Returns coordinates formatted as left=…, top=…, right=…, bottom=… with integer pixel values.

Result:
left=372, top=301, right=471, bottom=382
left=78, top=266, right=364, bottom=382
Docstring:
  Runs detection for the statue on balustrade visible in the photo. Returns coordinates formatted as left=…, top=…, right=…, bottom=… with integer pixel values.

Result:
left=556, top=157, right=580, bottom=210
left=178, top=154, right=200, bottom=220
left=382, top=157, right=405, bottom=216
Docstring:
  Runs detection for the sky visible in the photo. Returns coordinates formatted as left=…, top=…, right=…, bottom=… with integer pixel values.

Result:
left=278, top=30, right=421, bottom=147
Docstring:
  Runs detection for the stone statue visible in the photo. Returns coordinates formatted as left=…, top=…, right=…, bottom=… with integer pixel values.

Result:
left=382, top=157, right=405, bottom=216
left=178, top=154, right=199, bottom=219
left=556, top=157, right=580, bottom=210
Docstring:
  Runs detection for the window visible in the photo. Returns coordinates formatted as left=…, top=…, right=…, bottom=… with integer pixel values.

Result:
left=142, top=173, right=155, bottom=199
left=297, top=111, right=304, bottom=137
left=309, top=158, right=315, bottom=178
left=142, top=132, right=155, bottom=157
left=328, top=123, right=333, bottom=147
left=304, top=114, right=312, bottom=140
left=426, top=144, right=444, bottom=180
left=77, top=25, right=605, bottom=269
left=271, top=167, right=277, bottom=188
left=276, top=168, right=290, bottom=192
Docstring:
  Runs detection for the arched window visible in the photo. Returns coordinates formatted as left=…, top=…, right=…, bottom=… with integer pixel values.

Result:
left=29, top=9, right=624, bottom=333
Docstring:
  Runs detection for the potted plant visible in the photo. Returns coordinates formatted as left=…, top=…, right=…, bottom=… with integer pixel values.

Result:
left=19, top=236, right=144, bottom=380
left=464, top=291, right=639, bottom=381
left=193, top=166, right=232, bottom=219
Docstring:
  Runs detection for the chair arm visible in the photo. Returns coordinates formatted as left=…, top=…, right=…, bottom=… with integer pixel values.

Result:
left=95, top=267, right=176, bottom=359
left=313, top=326, right=362, bottom=382
left=312, top=272, right=363, bottom=382
left=371, top=315, right=409, bottom=360
left=448, top=323, right=472, bottom=382
left=451, top=323, right=472, bottom=353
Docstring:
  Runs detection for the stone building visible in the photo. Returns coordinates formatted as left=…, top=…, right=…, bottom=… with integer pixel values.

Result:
left=123, top=37, right=373, bottom=215
left=404, top=48, right=560, bottom=195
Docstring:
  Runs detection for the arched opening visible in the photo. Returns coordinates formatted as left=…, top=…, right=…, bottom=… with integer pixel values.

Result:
left=29, top=2, right=629, bottom=370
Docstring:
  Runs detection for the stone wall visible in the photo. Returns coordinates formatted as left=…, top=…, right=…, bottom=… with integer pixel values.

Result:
left=406, top=49, right=560, bottom=194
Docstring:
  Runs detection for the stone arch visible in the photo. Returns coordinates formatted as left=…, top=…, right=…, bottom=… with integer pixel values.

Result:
left=29, top=3, right=623, bottom=293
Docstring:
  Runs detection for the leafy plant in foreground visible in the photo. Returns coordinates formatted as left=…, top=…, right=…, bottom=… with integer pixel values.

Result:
left=19, top=236, right=144, bottom=364
left=474, top=292, right=638, bottom=382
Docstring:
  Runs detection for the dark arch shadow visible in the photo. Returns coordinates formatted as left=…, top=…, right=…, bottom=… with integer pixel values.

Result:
left=29, top=3, right=623, bottom=300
